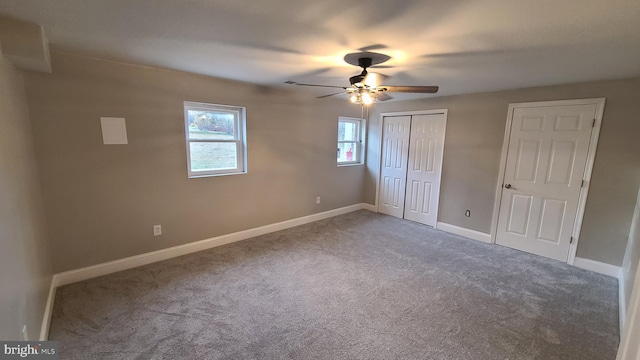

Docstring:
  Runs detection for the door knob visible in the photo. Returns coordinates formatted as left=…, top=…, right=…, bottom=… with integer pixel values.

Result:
left=504, top=184, right=517, bottom=190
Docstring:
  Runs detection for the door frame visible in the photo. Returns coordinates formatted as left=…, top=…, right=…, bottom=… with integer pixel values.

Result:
left=490, top=98, right=606, bottom=265
left=617, top=254, right=640, bottom=359
left=375, top=109, right=448, bottom=222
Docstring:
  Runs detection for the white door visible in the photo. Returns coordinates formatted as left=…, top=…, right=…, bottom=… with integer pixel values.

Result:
left=496, top=104, right=597, bottom=261
left=404, top=114, right=447, bottom=227
left=378, top=116, right=411, bottom=218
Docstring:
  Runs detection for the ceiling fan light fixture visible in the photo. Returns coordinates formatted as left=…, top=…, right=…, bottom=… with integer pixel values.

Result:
left=363, top=73, right=379, bottom=88
left=346, top=89, right=376, bottom=106
left=361, top=92, right=374, bottom=105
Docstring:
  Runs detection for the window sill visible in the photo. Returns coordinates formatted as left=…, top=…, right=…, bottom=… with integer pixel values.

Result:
left=338, top=162, right=364, bottom=167
left=188, top=171, right=247, bottom=178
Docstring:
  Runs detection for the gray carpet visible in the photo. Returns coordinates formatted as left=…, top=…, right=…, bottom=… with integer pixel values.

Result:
left=49, top=210, right=619, bottom=359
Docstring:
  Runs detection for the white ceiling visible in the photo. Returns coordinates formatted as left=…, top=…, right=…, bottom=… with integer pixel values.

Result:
left=1, top=0, right=639, bottom=101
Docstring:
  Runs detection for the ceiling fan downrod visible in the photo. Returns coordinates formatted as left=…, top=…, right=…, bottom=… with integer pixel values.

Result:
left=349, top=57, right=373, bottom=87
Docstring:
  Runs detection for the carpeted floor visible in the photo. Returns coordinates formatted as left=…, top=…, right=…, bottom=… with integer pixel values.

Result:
left=49, top=210, right=619, bottom=359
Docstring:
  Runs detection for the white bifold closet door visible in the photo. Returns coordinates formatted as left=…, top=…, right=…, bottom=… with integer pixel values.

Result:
left=379, top=113, right=446, bottom=227
left=378, top=116, right=411, bottom=219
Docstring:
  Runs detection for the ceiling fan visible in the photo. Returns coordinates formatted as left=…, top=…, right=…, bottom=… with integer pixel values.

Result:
left=285, top=52, right=439, bottom=105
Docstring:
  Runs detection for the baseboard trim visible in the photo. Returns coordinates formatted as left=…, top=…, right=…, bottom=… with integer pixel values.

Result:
left=619, top=267, right=626, bottom=334
left=572, top=257, right=621, bottom=278
left=54, top=203, right=371, bottom=287
left=436, top=222, right=492, bottom=243
left=39, top=275, right=57, bottom=341
left=362, top=203, right=377, bottom=212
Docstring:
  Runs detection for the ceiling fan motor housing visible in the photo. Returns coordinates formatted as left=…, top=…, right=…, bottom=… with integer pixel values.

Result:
left=358, top=57, right=373, bottom=69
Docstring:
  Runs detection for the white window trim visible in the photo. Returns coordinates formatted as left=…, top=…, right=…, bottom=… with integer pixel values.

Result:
left=184, top=101, right=247, bottom=178
left=338, top=116, right=366, bottom=166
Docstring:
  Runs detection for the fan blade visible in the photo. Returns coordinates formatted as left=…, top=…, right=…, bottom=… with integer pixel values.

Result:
left=317, top=91, right=346, bottom=99
left=421, top=49, right=507, bottom=59
left=377, top=93, right=393, bottom=102
left=284, top=81, right=346, bottom=89
left=379, top=85, right=439, bottom=93
left=358, top=44, right=388, bottom=52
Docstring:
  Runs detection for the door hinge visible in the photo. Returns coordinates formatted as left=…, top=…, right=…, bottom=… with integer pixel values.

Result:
left=581, top=180, right=585, bottom=188
left=593, top=119, right=596, bottom=127
left=570, top=236, right=575, bottom=244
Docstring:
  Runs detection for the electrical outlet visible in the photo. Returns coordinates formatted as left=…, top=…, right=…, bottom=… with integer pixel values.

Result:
left=22, top=325, right=28, bottom=341
left=153, top=225, right=162, bottom=236
left=316, top=197, right=321, bottom=204
left=465, top=210, right=471, bottom=217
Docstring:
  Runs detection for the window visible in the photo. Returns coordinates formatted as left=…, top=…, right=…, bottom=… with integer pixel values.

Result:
left=337, top=117, right=365, bottom=165
left=184, top=101, right=246, bottom=177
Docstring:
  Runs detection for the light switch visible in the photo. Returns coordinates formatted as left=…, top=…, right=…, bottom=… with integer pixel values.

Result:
left=100, top=117, right=128, bottom=144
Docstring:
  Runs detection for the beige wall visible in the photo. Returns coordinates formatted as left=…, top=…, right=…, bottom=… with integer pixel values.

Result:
left=24, top=51, right=365, bottom=273
left=17, top=48, right=639, bottom=272
left=365, top=78, right=640, bottom=266
left=0, top=50, right=52, bottom=339
left=622, top=187, right=640, bottom=314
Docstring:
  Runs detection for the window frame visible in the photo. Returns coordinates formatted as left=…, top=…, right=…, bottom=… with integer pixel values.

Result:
left=337, top=116, right=366, bottom=166
left=184, top=101, right=247, bottom=178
